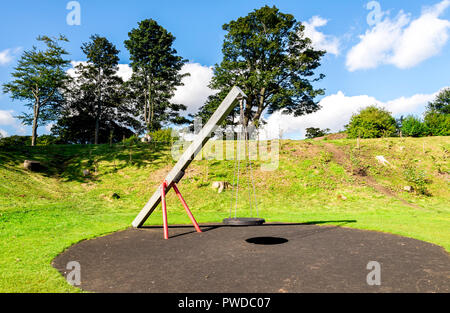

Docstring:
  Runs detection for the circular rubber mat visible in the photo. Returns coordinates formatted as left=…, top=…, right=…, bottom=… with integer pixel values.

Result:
left=52, top=223, right=450, bottom=293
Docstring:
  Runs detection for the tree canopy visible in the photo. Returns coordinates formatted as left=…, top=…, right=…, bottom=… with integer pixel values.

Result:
left=52, top=35, right=134, bottom=144
left=424, top=88, right=450, bottom=136
left=195, top=5, right=325, bottom=128
left=124, top=19, right=189, bottom=132
left=2, top=35, right=70, bottom=146
left=346, top=106, right=398, bottom=139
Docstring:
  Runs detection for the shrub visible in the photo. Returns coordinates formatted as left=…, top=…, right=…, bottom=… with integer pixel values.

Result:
left=401, top=115, right=428, bottom=137
left=305, top=127, right=330, bottom=139
left=37, top=135, right=64, bottom=146
left=403, top=166, right=430, bottom=196
left=346, top=106, right=397, bottom=139
left=148, top=128, right=178, bottom=142
left=423, top=88, right=449, bottom=136
left=0, top=135, right=32, bottom=147
left=122, top=135, right=140, bottom=146
left=424, top=112, right=450, bottom=136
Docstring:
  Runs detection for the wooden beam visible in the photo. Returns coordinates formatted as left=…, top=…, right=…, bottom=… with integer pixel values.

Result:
left=132, top=86, right=247, bottom=228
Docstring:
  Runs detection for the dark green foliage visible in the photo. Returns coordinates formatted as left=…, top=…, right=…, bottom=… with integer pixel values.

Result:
left=36, top=135, right=64, bottom=146
left=423, top=88, right=450, bottom=136
left=305, top=127, right=330, bottom=139
left=346, top=106, right=397, bottom=139
left=426, top=88, right=449, bottom=115
left=424, top=113, right=450, bottom=136
left=2, top=35, right=70, bottom=146
left=195, top=5, right=325, bottom=127
left=124, top=19, right=189, bottom=132
left=0, top=135, right=32, bottom=147
left=401, top=115, right=428, bottom=137
left=53, top=35, right=135, bottom=144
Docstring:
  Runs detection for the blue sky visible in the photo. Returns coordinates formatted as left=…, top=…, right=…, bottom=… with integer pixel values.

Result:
left=0, top=0, right=449, bottom=139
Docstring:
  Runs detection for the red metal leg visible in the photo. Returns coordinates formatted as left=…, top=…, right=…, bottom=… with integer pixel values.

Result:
left=173, top=183, right=202, bottom=233
left=161, top=182, right=169, bottom=240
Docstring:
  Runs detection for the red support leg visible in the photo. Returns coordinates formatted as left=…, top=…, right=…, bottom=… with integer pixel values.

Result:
left=173, top=183, right=202, bottom=233
left=161, top=182, right=169, bottom=240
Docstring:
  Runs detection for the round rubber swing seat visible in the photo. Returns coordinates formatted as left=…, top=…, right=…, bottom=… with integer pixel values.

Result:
left=222, top=217, right=265, bottom=226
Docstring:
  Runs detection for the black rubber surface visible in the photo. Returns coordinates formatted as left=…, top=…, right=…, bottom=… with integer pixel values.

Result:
left=52, top=223, right=450, bottom=293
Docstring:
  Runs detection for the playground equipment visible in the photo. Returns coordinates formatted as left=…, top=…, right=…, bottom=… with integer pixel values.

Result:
left=132, top=86, right=264, bottom=238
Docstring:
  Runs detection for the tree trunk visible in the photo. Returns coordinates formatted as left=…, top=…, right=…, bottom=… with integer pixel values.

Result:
left=95, top=70, right=102, bottom=144
left=148, top=81, right=153, bottom=131
left=94, top=113, right=100, bottom=145
left=31, top=102, right=40, bottom=146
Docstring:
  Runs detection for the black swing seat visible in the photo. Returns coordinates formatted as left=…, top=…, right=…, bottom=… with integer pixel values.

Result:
left=223, top=217, right=265, bottom=226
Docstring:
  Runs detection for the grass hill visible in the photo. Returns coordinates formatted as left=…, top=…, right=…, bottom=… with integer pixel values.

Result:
left=0, top=136, right=449, bottom=292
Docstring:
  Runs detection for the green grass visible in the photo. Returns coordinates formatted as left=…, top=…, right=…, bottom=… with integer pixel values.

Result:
left=0, top=137, right=449, bottom=292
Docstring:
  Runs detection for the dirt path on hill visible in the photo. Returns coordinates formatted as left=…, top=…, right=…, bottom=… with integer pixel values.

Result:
left=323, top=142, right=423, bottom=210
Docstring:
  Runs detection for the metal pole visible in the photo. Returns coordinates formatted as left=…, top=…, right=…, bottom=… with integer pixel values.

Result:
left=161, top=182, right=169, bottom=240
left=172, top=183, right=202, bottom=233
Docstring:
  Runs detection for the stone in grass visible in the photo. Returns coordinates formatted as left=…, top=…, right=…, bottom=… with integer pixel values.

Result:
left=403, top=186, right=414, bottom=192
left=111, top=193, right=121, bottom=200
left=24, top=160, right=44, bottom=172
left=83, top=169, right=90, bottom=177
left=337, top=194, right=347, bottom=200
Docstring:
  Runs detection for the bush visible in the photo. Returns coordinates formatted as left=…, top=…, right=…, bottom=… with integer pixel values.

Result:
left=424, top=112, right=450, bottom=136
left=37, top=135, right=64, bottom=146
left=423, top=88, right=449, bottom=136
left=148, top=128, right=178, bottom=142
left=401, top=115, right=428, bottom=137
left=0, top=135, right=32, bottom=147
left=122, top=135, right=140, bottom=146
left=403, top=166, right=430, bottom=196
left=346, top=106, right=397, bottom=139
left=305, top=127, right=330, bottom=139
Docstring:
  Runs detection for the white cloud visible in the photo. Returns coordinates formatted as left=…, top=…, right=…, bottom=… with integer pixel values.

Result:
left=303, top=16, right=340, bottom=55
left=0, top=49, right=13, bottom=66
left=0, top=129, right=8, bottom=137
left=171, top=63, right=215, bottom=114
left=67, top=61, right=214, bottom=115
left=0, top=47, right=21, bottom=66
left=346, top=0, right=450, bottom=71
left=45, top=123, right=54, bottom=133
left=0, top=110, right=27, bottom=136
left=67, top=61, right=132, bottom=82
left=260, top=87, right=446, bottom=139
left=117, top=64, right=133, bottom=82
left=0, top=110, right=16, bottom=126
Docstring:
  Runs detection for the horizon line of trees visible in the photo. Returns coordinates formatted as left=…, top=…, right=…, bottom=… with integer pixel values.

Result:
left=1, top=6, right=448, bottom=147
left=2, top=6, right=328, bottom=146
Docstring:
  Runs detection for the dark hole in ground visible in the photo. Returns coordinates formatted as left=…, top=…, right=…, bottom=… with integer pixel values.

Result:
left=245, top=237, right=288, bottom=245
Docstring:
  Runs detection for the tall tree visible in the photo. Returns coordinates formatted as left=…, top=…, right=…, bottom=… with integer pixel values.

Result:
left=53, top=35, right=134, bottom=144
left=3, top=35, right=70, bottom=146
left=124, top=19, right=189, bottom=132
left=195, top=5, right=325, bottom=128
left=80, top=35, right=121, bottom=144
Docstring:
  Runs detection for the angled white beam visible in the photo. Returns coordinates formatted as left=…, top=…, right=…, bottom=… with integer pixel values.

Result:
left=132, top=86, right=247, bottom=228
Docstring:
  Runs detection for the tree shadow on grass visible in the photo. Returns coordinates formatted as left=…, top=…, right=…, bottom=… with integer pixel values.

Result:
left=0, top=142, right=174, bottom=183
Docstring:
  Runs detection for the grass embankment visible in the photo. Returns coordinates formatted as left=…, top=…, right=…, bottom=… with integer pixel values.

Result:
left=0, top=137, right=449, bottom=292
